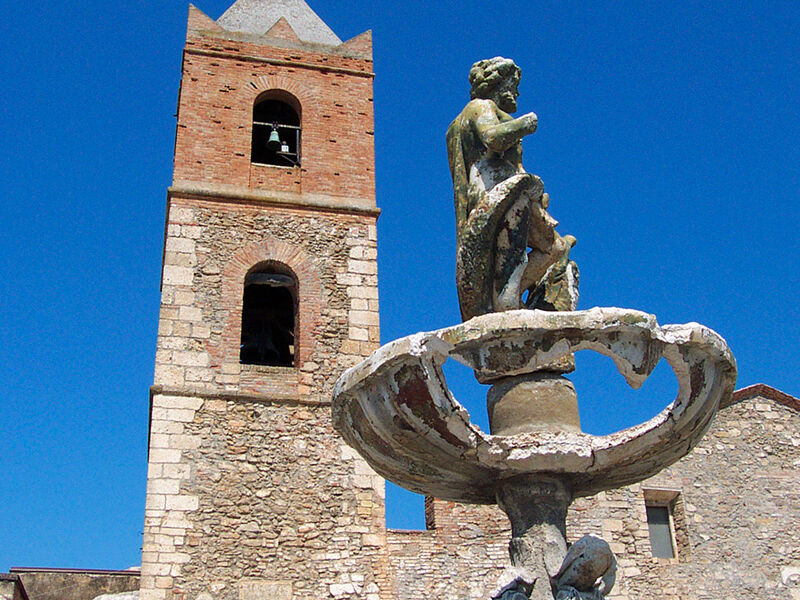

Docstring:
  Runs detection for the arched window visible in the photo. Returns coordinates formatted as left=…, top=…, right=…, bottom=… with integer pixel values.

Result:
left=251, top=91, right=301, bottom=167
left=239, top=265, right=297, bottom=367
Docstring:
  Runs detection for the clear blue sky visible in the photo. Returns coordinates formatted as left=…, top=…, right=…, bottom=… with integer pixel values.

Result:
left=1, top=0, right=798, bottom=573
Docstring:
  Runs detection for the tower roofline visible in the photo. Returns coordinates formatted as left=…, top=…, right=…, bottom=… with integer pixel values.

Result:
left=187, top=5, right=372, bottom=60
left=217, top=0, right=341, bottom=45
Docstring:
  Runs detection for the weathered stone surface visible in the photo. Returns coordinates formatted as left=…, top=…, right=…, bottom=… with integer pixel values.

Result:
left=10, top=571, right=141, bottom=600
left=385, top=387, right=798, bottom=600
left=487, top=374, right=580, bottom=436
left=0, top=575, right=22, bottom=600
left=447, top=58, right=578, bottom=321
left=332, top=307, right=736, bottom=503
left=491, top=567, right=536, bottom=600
left=238, top=580, right=291, bottom=600
left=553, top=535, right=616, bottom=599
left=496, top=477, right=571, bottom=599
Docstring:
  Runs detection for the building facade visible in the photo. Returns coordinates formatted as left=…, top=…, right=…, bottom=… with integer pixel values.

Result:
left=390, top=384, right=800, bottom=600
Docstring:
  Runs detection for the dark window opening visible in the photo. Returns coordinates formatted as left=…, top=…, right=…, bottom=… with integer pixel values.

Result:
left=646, top=504, right=676, bottom=559
left=251, top=96, right=301, bottom=167
left=240, top=270, right=297, bottom=367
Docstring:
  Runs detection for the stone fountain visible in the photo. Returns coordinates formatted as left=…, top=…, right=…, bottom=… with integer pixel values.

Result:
left=332, top=58, right=737, bottom=600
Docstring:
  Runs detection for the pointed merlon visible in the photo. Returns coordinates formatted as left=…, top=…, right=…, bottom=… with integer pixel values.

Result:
left=340, top=30, right=372, bottom=56
left=264, top=16, right=301, bottom=42
left=216, top=0, right=342, bottom=45
left=188, top=4, right=224, bottom=32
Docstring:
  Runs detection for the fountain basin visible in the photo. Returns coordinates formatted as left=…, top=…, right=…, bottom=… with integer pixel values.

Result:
left=331, top=308, right=737, bottom=504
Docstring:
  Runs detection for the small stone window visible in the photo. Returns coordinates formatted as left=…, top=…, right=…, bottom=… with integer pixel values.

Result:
left=251, top=91, right=301, bottom=167
left=240, top=265, right=297, bottom=367
left=643, top=488, right=683, bottom=559
left=646, top=505, right=675, bottom=558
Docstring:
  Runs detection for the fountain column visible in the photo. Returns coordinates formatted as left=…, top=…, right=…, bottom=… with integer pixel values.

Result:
left=497, top=476, right=571, bottom=599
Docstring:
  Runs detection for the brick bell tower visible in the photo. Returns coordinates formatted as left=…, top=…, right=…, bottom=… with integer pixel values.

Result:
left=141, top=3, right=387, bottom=600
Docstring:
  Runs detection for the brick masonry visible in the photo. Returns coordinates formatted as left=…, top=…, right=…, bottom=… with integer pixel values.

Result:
left=174, top=7, right=375, bottom=202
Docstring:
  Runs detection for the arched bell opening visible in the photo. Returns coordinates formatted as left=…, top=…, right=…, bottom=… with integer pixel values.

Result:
left=251, top=90, right=301, bottom=167
left=239, top=263, right=298, bottom=367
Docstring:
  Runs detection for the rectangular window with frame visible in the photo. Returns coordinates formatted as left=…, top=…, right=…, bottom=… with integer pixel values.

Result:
left=646, top=504, right=675, bottom=558
left=643, top=488, right=685, bottom=560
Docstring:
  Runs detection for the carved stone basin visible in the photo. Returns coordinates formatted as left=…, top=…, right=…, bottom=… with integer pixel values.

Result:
left=332, top=307, right=737, bottom=504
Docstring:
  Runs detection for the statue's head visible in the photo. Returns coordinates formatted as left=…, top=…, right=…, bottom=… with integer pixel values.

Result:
left=469, top=57, right=522, bottom=113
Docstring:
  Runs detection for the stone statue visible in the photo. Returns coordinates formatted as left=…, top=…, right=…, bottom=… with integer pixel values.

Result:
left=552, top=536, right=616, bottom=599
left=447, top=57, right=578, bottom=321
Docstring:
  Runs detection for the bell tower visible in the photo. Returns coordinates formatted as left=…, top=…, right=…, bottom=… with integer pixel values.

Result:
left=141, top=3, right=386, bottom=600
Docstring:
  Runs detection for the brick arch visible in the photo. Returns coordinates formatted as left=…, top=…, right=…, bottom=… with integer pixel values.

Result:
left=215, top=238, right=324, bottom=369
left=248, top=75, right=317, bottom=114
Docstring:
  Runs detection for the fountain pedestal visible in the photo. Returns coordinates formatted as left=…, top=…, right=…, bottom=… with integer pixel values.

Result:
left=497, top=476, right=571, bottom=599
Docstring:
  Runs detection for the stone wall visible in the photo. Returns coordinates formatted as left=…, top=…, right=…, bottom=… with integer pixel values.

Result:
left=141, top=199, right=385, bottom=600
left=387, top=499, right=509, bottom=600
left=387, top=386, right=799, bottom=600
left=0, top=575, right=24, bottom=600
left=8, top=570, right=138, bottom=600
left=615, top=385, right=800, bottom=599
left=144, top=393, right=388, bottom=600
left=153, top=198, right=379, bottom=398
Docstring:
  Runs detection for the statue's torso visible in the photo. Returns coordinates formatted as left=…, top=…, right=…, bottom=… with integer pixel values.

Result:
left=460, top=99, right=524, bottom=195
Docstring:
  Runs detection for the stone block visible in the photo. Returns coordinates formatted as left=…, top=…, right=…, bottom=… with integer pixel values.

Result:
left=329, top=583, right=355, bottom=597
left=149, top=434, right=171, bottom=449
left=362, top=534, right=383, bottom=546
left=349, top=310, right=379, bottom=326
left=340, top=340, right=361, bottom=355
left=348, top=285, right=379, bottom=299
left=165, top=495, right=199, bottom=511
left=179, top=306, right=203, bottom=322
left=151, top=420, right=185, bottom=435
left=162, top=266, right=194, bottom=286
left=238, top=580, right=292, bottom=600
left=181, top=225, right=202, bottom=239
left=162, top=463, right=191, bottom=480
left=172, top=351, right=209, bottom=367
left=171, top=434, right=200, bottom=450
left=152, top=408, right=196, bottom=423
left=192, top=324, right=211, bottom=338
left=350, top=298, right=369, bottom=311
left=349, top=326, right=369, bottom=341
left=169, top=207, right=195, bottom=224
left=349, top=259, right=377, bottom=275
left=166, top=237, right=196, bottom=253
left=149, top=448, right=183, bottom=464
left=337, top=273, right=362, bottom=286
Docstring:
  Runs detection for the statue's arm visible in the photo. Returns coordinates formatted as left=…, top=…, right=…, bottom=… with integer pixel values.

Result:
left=473, top=105, right=538, bottom=153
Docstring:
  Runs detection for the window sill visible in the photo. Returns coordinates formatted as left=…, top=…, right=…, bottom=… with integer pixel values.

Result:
left=251, top=162, right=300, bottom=170
left=239, top=363, right=298, bottom=372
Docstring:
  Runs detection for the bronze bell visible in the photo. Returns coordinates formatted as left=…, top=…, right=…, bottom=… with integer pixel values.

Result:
left=267, top=128, right=282, bottom=151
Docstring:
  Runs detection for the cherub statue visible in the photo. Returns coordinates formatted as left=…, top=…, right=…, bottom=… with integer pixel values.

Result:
left=447, top=57, right=578, bottom=321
